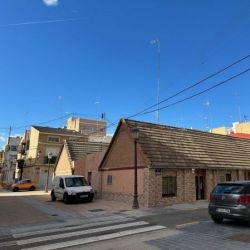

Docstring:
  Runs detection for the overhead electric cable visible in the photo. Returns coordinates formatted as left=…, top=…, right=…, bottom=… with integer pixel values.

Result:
left=1, top=56, right=249, bottom=137
left=143, top=69, right=250, bottom=115
left=127, top=54, right=250, bottom=119
left=13, top=113, right=73, bottom=130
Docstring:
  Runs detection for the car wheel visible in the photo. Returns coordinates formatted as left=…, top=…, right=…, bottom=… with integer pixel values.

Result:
left=211, top=215, right=223, bottom=224
left=13, top=187, right=19, bottom=192
left=51, top=191, right=56, bottom=202
left=63, top=193, right=69, bottom=204
left=29, top=186, right=35, bottom=191
left=88, top=197, right=93, bottom=202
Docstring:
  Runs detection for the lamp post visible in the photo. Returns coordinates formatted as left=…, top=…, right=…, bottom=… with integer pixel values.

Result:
left=45, top=152, right=53, bottom=193
left=131, top=127, right=139, bottom=209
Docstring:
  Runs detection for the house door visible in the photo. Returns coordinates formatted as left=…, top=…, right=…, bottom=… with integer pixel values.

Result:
left=195, top=170, right=206, bottom=200
left=87, top=172, right=92, bottom=185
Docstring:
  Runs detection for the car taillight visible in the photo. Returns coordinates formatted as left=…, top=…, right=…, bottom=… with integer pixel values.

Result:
left=209, top=193, right=213, bottom=201
left=239, top=195, right=250, bottom=205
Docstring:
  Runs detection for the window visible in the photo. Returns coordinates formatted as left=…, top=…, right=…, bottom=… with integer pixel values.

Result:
left=162, top=176, right=177, bottom=197
left=213, top=184, right=245, bottom=194
left=65, top=177, right=88, bottom=187
left=10, top=145, right=17, bottom=151
left=48, top=137, right=60, bottom=143
left=219, top=175, right=226, bottom=183
left=107, top=175, right=112, bottom=185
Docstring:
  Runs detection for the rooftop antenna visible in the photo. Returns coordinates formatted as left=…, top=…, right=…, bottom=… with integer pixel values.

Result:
left=204, top=101, right=212, bottom=129
left=234, top=92, right=242, bottom=122
left=150, top=38, right=160, bottom=123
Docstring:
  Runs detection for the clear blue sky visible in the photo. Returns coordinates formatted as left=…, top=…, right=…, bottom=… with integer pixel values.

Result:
left=0, top=0, right=250, bottom=148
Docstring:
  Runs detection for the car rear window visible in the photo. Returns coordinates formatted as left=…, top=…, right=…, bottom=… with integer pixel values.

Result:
left=213, top=184, right=245, bottom=194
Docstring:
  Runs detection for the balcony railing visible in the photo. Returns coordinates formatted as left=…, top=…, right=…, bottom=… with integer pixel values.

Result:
left=43, top=156, right=57, bottom=164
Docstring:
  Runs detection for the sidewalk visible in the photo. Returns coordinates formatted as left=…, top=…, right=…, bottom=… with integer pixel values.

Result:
left=25, top=189, right=208, bottom=219
left=0, top=186, right=209, bottom=236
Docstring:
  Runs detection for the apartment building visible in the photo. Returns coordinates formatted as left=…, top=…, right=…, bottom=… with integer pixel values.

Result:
left=21, top=126, right=86, bottom=189
left=1, top=137, right=22, bottom=185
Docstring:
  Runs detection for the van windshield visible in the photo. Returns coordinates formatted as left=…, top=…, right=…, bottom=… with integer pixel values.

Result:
left=65, top=177, right=88, bottom=187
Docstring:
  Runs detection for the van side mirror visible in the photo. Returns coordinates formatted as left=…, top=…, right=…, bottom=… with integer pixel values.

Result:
left=59, top=182, right=64, bottom=189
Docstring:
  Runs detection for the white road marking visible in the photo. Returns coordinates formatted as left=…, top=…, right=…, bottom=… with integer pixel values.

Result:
left=13, top=217, right=134, bottom=238
left=17, top=221, right=149, bottom=245
left=22, top=225, right=166, bottom=250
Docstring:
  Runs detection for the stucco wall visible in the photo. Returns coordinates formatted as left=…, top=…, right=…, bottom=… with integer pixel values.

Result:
left=74, top=151, right=106, bottom=195
left=28, top=128, right=39, bottom=159
left=101, top=168, right=147, bottom=206
left=55, top=147, right=72, bottom=176
left=101, top=124, right=145, bottom=170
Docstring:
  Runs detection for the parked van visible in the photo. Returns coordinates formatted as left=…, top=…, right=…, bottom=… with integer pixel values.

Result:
left=51, top=175, right=94, bottom=204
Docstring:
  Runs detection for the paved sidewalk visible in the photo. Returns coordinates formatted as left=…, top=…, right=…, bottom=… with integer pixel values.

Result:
left=0, top=187, right=209, bottom=220
left=25, top=189, right=208, bottom=219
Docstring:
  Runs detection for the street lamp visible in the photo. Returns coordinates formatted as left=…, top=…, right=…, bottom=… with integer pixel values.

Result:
left=131, top=127, right=139, bottom=209
left=45, top=152, right=53, bottom=193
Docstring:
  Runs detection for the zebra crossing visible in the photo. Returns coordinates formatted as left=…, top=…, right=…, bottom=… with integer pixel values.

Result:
left=0, top=216, right=166, bottom=250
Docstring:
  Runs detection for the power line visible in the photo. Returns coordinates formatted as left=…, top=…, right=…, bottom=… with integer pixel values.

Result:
left=143, top=69, right=250, bottom=115
left=1, top=56, right=249, bottom=137
left=127, top=54, right=250, bottom=119
left=13, top=113, right=73, bottom=130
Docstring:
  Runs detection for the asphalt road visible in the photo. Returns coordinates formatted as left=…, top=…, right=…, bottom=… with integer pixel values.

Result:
left=139, top=207, right=210, bottom=228
left=0, top=189, right=249, bottom=250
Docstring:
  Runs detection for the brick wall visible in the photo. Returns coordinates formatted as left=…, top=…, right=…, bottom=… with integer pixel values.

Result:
left=147, top=169, right=196, bottom=207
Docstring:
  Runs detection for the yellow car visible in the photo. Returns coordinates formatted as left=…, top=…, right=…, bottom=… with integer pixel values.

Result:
left=12, top=179, right=36, bottom=192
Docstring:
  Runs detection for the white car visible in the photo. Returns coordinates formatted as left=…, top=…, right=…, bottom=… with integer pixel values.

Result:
left=51, top=175, right=94, bottom=204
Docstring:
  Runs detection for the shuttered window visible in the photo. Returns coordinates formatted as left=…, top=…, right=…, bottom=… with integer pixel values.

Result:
left=107, top=175, right=112, bottom=185
left=162, top=176, right=177, bottom=197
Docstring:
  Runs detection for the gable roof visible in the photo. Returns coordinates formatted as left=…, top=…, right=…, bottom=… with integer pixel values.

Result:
left=101, top=119, right=250, bottom=170
left=65, top=140, right=110, bottom=161
left=32, top=126, right=84, bottom=137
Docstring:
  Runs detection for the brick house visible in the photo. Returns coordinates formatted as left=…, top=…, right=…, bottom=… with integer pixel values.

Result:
left=99, top=119, right=250, bottom=207
left=55, top=140, right=109, bottom=193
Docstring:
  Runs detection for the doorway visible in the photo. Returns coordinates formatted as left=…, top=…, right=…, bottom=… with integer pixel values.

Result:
left=195, top=170, right=206, bottom=200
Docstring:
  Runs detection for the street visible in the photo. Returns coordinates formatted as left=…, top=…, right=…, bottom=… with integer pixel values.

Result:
left=0, top=188, right=250, bottom=250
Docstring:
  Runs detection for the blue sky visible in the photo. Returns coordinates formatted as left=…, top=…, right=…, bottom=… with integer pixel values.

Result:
left=0, top=0, right=250, bottom=148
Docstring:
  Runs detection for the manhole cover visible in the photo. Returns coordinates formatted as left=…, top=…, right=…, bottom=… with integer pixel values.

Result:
left=88, top=209, right=105, bottom=212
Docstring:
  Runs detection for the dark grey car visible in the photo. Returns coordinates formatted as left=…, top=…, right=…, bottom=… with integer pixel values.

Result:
left=208, top=181, right=250, bottom=226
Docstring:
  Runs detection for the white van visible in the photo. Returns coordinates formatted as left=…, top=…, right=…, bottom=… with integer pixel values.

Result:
left=51, top=175, right=94, bottom=204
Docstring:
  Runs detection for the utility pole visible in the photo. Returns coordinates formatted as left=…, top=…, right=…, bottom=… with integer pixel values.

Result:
left=150, top=38, right=161, bottom=123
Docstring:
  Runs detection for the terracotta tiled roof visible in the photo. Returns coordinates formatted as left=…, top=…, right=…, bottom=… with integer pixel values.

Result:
left=228, top=133, right=250, bottom=139
left=66, top=140, right=109, bottom=161
left=32, top=126, right=84, bottom=137
left=125, top=119, right=250, bottom=169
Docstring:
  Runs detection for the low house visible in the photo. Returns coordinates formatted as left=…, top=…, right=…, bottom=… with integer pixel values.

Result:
left=99, top=119, right=250, bottom=207
left=55, top=140, right=109, bottom=193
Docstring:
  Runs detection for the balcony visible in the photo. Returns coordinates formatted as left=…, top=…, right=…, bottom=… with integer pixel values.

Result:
left=43, top=156, right=57, bottom=164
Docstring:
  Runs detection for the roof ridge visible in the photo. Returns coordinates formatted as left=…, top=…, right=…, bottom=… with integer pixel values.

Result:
left=125, top=119, right=250, bottom=142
